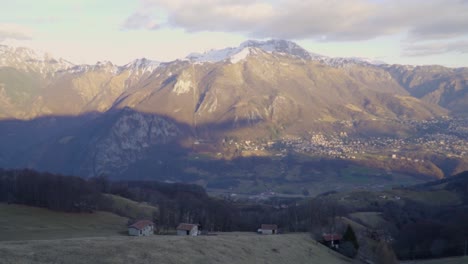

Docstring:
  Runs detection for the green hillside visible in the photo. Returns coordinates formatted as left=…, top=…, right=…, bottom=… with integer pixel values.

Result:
left=99, top=194, right=158, bottom=220
left=0, top=203, right=128, bottom=241
left=401, top=256, right=468, bottom=264
left=0, top=232, right=350, bottom=264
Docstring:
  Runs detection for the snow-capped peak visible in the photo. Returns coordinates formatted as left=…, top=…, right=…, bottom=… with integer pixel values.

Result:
left=186, top=47, right=239, bottom=63
left=93, top=61, right=120, bottom=74
left=239, top=39, right=312, bottom=60
left=0, top=44, right=74, bottom=75
left=311, top=55, right=386, bottom=67
left=185, top=39, right=312, bottom=63
left=63, top=61, right=118, bottom=75
left=60, top=58, right=161, bottom=76
left=122, top=58, right=160, bottom=75
left=230, top=47, right=261, bottom=63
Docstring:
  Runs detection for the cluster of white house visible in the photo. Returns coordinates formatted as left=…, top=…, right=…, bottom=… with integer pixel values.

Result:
left=128, top=220, right=344, bottom=251
left=128, top=220, right=278, bottom=237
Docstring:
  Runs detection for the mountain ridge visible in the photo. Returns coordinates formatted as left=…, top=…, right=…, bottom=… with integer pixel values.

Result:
left=0, top=39, right=466, bottom=185
left=1, top=40, right=464, bottom=133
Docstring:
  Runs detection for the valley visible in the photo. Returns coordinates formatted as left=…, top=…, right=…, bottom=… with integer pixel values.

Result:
left=2, top=0, right=468, bottom=263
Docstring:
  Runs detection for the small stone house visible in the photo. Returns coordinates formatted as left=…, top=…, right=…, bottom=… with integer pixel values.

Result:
left=176, top=223, right=199, bottom=236
left=259, top=224, right=278, bottom=235
left=322, top=233, right=342, bottom=249
left=128, top=220, right=155, bottom=236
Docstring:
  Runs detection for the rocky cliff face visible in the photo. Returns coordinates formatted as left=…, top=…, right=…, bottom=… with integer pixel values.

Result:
left=89, top=110, right=181, bottom=176
left=10, top=109, right=184, bottom=177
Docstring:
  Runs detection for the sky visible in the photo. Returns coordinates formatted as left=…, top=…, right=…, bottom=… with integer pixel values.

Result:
left=0, top=0, right=467, bottom=67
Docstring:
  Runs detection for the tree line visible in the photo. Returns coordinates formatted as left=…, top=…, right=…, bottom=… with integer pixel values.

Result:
left=0, top=169, right=99, bottom=212
left=1, top=168, right=399, bottom=261
left=0, top=169, right=314, bottom=232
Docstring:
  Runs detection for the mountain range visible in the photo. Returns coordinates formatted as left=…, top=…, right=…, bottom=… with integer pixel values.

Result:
left=0, top=40, right=467, bottom=192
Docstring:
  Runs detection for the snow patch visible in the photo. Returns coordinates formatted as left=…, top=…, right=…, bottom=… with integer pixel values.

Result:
left=173, top=74, right=193, bottom=95
left=208, top=96, right=218, bottom=113
left=0, top=44, right=74, bottom=75
left=230, top=47, right=253, bottom=63
left=186, top=47, right=238, bottom=63
left=185, top=39, right=312, bottom=63
left=184, top=39, right=387, bottom=67
left=122, top=58, right=160, bottom=75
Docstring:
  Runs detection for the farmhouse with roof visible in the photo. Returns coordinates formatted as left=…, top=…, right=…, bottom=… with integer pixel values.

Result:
left=176, top=223, right=199, bottom=236
left=259, top=224, right=278, bottom=235
left=128, top=220, right=154, bottom=236
left=322, top=233, right=342, bottom=249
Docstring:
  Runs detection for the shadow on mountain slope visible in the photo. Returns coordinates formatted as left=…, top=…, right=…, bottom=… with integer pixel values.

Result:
left=0, top=108, right=464, bottom=196
left=0, top=107, right=262, bottom=176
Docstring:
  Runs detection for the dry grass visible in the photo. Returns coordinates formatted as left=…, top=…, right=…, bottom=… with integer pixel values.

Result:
left=349, top=212, right=388, bottom=229
left=0, top=233, right=351, bottom=264
left=401, top=256, right=468, bottom=264
left=101, top=194, right=158, bottom=219
left=0, top=204, right=128, bottom=241
left=0, top=204, right=351, bottom=264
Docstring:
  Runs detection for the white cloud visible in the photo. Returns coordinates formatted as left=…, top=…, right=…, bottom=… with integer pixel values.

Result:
left=141, top=0, right=275, bottom=33
left=0, top=23, right=33, bottom=42
left=127, top=0, right=468, bottom=43
left=121, top=12, right=159, bottom=30
left=403, top=40, right=468, bottom=57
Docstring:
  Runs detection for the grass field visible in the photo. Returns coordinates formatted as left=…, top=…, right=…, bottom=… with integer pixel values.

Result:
left=0, top=203, right=352, bottom=264
left=0, top=233, right=351, bottom=264
left=0, top=203, right=128, bottom=241
left=402, top=256, right=468, bottom=264
left=101, top=194, right=158, bottom=220
left=349, top=212, right=388, bottom=229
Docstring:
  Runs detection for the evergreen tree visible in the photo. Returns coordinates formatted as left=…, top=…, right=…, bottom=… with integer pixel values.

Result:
left=343, top=224, right=359, bottom=250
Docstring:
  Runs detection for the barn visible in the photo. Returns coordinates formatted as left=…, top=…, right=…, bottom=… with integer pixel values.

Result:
left=259, top=224, right=278, bottom=235
left=322, top=233, right=342, bottom=249
left=128, top=220, right=155, bottom=236
left=176, top=223, right=199, bottom=236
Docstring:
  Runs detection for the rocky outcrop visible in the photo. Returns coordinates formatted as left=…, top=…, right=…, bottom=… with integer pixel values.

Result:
left=90, top=111, right=181, bottom=176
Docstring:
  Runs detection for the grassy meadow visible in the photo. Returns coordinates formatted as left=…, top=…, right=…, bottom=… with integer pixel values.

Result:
left=401, top=256, right=468, bottom=264
left=0, top=203, right=128, bottom=241
left=0, top=232, right=351, bottom=264
left=0, top=203, right=352, bottom=264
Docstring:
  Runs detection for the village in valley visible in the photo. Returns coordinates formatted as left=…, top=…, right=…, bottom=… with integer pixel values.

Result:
left=223, top=117, right=467, bottom=161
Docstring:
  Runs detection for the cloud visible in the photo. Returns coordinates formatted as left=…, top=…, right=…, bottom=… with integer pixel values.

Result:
left=129, top=0, right=468, bottom=42
left=159, top=0, right=274, bottom=32
left=121, top=12, right=159, bottom=30
left=0, top=23, right=33, bottom=42
left=403, top=40, right=468, bottom=56
left=30, top=16, right=61, bottom=24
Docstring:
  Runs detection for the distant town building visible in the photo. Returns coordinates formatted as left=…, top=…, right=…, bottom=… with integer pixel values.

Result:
left=128, top=220, right=154, bottom=236
left=176, top=223, right=199, bottom=236
left=258, top=224, right=278, bottom=235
